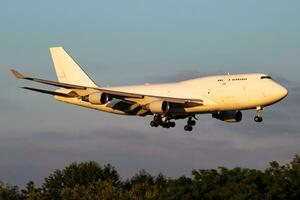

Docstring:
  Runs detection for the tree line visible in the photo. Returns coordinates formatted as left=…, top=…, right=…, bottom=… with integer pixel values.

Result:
left=0, top=155, right=299, bottom=200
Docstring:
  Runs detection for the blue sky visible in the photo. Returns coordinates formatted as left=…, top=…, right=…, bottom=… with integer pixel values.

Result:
left=0, top=0, right=300, bottom=187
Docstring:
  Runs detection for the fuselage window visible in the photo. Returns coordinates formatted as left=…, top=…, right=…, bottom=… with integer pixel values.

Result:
left=232, top=78, right=247, bottom=81
left=261, top=76, right=272, bottom=79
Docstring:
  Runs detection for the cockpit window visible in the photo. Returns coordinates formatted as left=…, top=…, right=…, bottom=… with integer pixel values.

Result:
left=261, top=76, right=272, bottom=79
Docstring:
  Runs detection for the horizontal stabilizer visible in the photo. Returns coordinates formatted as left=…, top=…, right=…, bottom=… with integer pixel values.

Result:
left=11, top=69, right=87, bottom=89
left=11, top=69, right=25, bottom=79
left=10, top=69, right=144, bottom=98
left=21, top=87, right=78, bottom=97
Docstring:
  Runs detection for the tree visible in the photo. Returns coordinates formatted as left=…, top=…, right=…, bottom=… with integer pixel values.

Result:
left=287, top=155, right=300, bottom=200
left=0, top=154, right=300, bottom=200
left=128, top=170, right=158, bottom=200
left=61, top=180, right=125, bottom=200
left=164, top=176, right=194, bottom=200
left=42, top=162, right=120, bottom=199
left=22, top=181, right=43, bottom=200
left=0, top=182, right=24, bottom=200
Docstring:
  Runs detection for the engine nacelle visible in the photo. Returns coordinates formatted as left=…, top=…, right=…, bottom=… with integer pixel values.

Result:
left=82, top=92, right=109, bottom=105
left=212, top=111, right=242, bottom=123
left=146, top=100, right=170, bottom=114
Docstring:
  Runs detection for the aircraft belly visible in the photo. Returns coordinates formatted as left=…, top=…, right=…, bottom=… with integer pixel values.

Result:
left=211, top=87, right=272, bottom=110
left=209, top=88, right=254, bottom=111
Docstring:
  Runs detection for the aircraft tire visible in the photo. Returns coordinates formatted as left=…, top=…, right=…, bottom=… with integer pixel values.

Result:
left=170, top=122, right=176, bottom=128
left=184, top=125, right=192, bottom=131
left=254, top=116, right=263, bottom=122
left=150, top=121, right=158, bottom=127
left=189, top=120, right=196, bottom=126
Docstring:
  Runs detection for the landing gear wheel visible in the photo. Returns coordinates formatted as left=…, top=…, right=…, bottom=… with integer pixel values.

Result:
left=184, top=125, right=193, bottom=131
left=150, top=121, right=158, bottom=127
left=164, top=123, right=171, bottom=128
left=189, top=120, right=196, bottom=126
left=254, top=116, right=263, bottom=122
left=153, top=115, right=160, bottom=122
left=169, top=122, right=176, bottom=128
left=254, top=106, right=263, bottom=123
left=184, top=125, right=189, bottom=131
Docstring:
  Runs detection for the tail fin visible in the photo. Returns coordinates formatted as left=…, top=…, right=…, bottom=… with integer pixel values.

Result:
left=49, top=47, right=97, bottom=87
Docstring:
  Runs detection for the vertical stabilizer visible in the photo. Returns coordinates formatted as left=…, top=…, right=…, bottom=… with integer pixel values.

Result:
left=50, top=47, right=97, bottom=87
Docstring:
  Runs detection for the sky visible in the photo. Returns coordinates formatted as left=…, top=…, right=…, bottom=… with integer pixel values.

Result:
left=0, top=0, right=300, bottom=187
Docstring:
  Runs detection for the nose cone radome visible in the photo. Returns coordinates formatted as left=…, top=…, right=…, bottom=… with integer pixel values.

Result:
left=277, top=85, right=288, bottom=100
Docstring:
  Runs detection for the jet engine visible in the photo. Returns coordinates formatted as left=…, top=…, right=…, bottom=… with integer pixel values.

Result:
left=146, top=100, right=170, bottom=114
left=212, top=111, right=242, bottom=123
left=82, top=92, right=109, bottom=105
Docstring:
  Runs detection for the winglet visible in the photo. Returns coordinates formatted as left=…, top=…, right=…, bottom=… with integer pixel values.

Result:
left=11, top=69, right=25, bottom=79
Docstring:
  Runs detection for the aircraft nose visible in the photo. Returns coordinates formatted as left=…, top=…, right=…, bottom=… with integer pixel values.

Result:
left=277, top=85, right=288, bottom=99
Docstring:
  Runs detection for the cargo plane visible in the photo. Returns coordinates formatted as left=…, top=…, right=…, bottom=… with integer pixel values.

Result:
left=11, top=47, right=288, bottom=131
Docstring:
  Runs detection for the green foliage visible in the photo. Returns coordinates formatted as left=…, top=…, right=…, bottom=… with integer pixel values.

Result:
left=22, top=181, right=43, bottom=200
left=0, top=182, right=24, bottom=200
left=41, top=162, right=120, bottom=200
left=128, top=170, right=159, bottom=200
left=61, top=180, right=124, bottom=200
left=0, top=155, right=299, bottom=200
left=191, top=167, right=266, bottom=200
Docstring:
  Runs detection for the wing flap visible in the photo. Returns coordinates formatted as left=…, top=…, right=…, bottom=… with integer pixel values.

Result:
left=106, top=99, right=140, bottom=112
left=162, top=97, right=203, bottom=105
left=99, top=88, right=144, bottom=99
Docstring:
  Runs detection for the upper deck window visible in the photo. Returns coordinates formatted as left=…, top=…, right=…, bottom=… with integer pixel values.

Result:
left=261, top=76, right=272, bottom=79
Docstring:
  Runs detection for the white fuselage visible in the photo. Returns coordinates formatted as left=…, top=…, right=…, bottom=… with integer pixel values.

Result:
left=108, top=73, right=287, bottom=114
left=56, top=73, right=288, bottom=116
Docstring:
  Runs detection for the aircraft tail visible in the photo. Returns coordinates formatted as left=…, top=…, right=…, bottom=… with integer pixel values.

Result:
left=49, top=47, right=97, bottom=87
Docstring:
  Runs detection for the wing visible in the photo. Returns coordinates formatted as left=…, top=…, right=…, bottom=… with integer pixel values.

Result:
left=11, top=69, right=143, bottom=98
left=21, top=87, right=78, bottom=97
left=11, top=69, right=203, bottom=106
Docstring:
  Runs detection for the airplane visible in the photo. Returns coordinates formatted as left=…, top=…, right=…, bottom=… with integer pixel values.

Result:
left=11, top=47, right=288, bottom=131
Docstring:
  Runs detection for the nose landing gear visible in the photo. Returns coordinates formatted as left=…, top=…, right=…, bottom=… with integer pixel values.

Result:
left=254, top=107, right=263, bottom=122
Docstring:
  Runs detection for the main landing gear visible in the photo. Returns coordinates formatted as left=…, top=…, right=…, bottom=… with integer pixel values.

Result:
left=150, top=115, right=176, bottom=128
left=254, top=106, right=263, bottom=122
left=150, top=114, right=197, bottom=131
left=184, top=116, right=196, bottom=132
